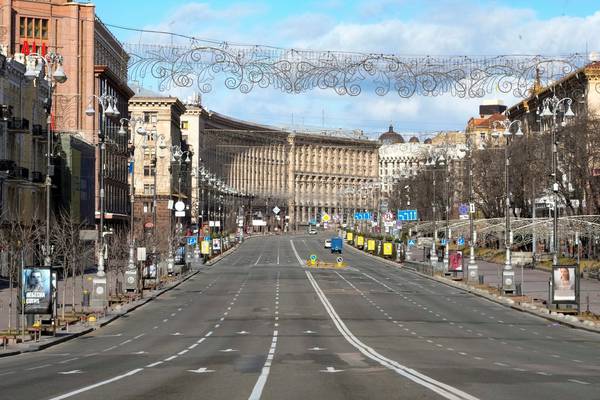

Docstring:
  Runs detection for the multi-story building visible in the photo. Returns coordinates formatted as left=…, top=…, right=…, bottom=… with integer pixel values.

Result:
left=180, top=94, right=204, bottom=225
left=0, top=53, right=49, bottom=273
left=197, top=111, right=380, bottom=230
left=128, top=91, right=189, bottom=251
left=0, top=0, right=132, bottom=228
left=465, top=100, right=508, bottom=148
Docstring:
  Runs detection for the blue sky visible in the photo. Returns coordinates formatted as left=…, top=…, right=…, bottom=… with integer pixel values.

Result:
left=95, top=0, right=600, bottom=138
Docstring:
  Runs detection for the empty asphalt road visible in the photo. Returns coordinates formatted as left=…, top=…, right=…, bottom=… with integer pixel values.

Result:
left=1, top=233, right=599, bottom=400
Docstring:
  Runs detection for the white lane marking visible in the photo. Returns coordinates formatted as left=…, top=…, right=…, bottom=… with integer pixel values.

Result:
left=305, top=270, right=478, bottom=400
left=254, top=254, right=262, bottom=266
left=48, top=369, right=143, bottom=400
left=57, top=358, right=79, bottom=364
left=59, top=370, right=83, bottom=375
left=102, top=346, right=117, bottom=352
left=568, top=379, right=590, bottom=385
left=26, top=364, right=52, bottom=371
left=537, top=372, right=551, bottom=376
left=0, top=371, right=15, bottom=376
left=248, top=329, right=279, bottom=400
left=134, top=334, right=145, bottom=340
left=163, top=319, right=168, bottom=323
left=237, top=331, right=250, bottom=335
left=165, top=355, right=178, bottom=361
left=178, top=350, right=189, bottom=355
left=320, top=366, right=344, bottom=373
left=289, top=240, right=304, bottom=266
left=119, top=339, right=132, bottom=346
left=309, top=347, right=326, bottom=351
left=188, top=367, right=215, bottom=374
left=304, top=330, right=316, bottom=334
left=220, top=348, right=238, bottom=352
left=131, top=351, right=147, bottom=355
left=205, top=331, right=213, bottom=337
left=215, top=324, right=221, bottom=328
left=171, top=332, right=182, bottom=336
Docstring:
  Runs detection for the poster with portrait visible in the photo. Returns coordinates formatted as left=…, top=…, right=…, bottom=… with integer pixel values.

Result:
left=22, top=267, right=52, bottom=314
left=552, top=265, right=577, bottom=303
left=449, top=250, right=463, bottom=272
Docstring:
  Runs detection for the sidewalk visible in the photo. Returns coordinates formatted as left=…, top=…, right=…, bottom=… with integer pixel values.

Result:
left=408, top=247, right=600, bottom=315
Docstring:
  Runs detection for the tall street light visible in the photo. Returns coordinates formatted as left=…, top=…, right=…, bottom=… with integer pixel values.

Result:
left=491, top=118, right=523, bottom=294
left=539, top=95, right=575, bottom=266
left=169, top=145, right=191, bottom=270
left=465, top=133, right=478, bottom=282
left=424, top=154, right=446, bottom=270
left=24, top=52, right=67, bottom=267
left=85, top=94, right=121, bottom=286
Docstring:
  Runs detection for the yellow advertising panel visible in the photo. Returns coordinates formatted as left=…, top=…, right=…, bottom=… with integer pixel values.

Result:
left=201, top=240, right=211, bottom=255
left=383, top=242, right=393, bottom=256
left=346, top=232, right=354, bottom=242
left=356, top=236, right=364, bottom=246
left=367, top=239, right=376, bottom=251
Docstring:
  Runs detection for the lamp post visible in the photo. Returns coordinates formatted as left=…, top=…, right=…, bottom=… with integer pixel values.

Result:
left=465, top=133, right=478, bottom=281
left=539, top=95, right=575, bottom=266
left=24, top=52, right=67, bottom=267
left=425, top=154, right=446, bottom=269
left=169, top=145, right=191, bottom=268
left=85, top=94, right=120, bottom=280
left=491, top=118, right=524, bottom=294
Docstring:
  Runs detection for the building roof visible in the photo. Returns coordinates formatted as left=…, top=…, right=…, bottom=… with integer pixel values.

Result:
left=467, top=112, right=506, bottom=130
left=408, top=136, right=420, bottom=143
left=378, top=125, right=405, bottom=144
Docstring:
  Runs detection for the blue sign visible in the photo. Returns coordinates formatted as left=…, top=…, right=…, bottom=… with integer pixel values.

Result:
left=458, top=203, right=469, bottom=215
left=397, top=209, right=418, bottom=221
left=310, top=254, right=318, bottom=262
left=441, top=239, right=447, bottom=246
left=457, top=236, right=465, bottom=246
left=187, top=236, right=197, bottom=246
left=310, top=218, right=317, bottom=225
left=407, top=239, right=416, bottom=247
left=354, top=212, right=372, bottom=220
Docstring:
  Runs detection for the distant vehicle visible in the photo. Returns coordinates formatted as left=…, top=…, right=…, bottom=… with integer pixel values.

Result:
left=330, top=237, right=343, bottom=253
left=324, top=239, right=332, bottom=248
left=308, top=228, right=318, bottom=235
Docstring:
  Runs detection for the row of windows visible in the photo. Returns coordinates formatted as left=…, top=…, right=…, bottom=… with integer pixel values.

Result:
left=20, top=17, right=49, bottom=40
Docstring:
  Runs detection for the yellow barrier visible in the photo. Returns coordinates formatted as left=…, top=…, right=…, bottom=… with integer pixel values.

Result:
left=306, top=261, right=348, bottom=269
left=383, top=242, right=393, bottom=256
left=367, top=239, right=376, bottom=251
left=346, top=232, right=354, bottom=242
left=356, top=236, right=364, bottom=247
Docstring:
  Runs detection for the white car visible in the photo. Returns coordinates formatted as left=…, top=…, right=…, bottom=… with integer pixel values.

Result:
left=324, top=239, right=332, bottom=248
left=308, top=229, right=318, bottom=235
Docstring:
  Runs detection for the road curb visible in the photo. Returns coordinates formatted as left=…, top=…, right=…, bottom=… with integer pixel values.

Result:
left=0, top=268, right=202, bottom=358
left=347, top=243, right=600, bottom=335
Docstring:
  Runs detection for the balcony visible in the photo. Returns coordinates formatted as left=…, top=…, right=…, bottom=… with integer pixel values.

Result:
left=0, top=159, right=16, bottom=178
left=32, top=124, right=48, bottom=138
left=31, top=171, right=45, bottom=183
left=16, top=167, right=29, bottom=180
left=7, top=117, right=29, bottom=131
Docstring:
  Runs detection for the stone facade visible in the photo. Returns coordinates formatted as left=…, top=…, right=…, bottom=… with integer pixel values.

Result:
left=199, top=111, right=380, bottom=230
left=128, top=94, right=188, bottom=251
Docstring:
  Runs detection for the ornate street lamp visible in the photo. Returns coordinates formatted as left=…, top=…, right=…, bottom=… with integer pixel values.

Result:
left=539, top=95, right=575, bottom=266
left=491, top=118, right=523, bottom=294
left=24, top=52, right=68, bottom=267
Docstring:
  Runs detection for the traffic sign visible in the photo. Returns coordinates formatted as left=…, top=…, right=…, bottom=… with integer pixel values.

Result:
left=354, top=212, right=363, bottom=220
left=310, top=254, right=317, bottom=262
left=441, top=239, right=447, bottom=245
left=458, top=203, right=469, bottom=215
left=457, top=236, right=465, bottom=246
left=187, top=236, right=197, bottom=246
left=322, top=213, right=330, bottom=223
left=175, top=201, right=185, bottom=212
left=397, top=209, right=418, bottom=221
left=272, top=206, right=280, bottom=215
left=336, top=256, right=343, bottom=263
left=408, top=239, right=416, bottom=247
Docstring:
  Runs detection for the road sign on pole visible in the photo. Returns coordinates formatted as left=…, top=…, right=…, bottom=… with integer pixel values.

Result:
left=397, top=209, right=418, bottom=221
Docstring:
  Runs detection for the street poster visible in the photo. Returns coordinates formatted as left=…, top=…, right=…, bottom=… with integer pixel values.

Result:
left=22, top=267, right=52, bottom=314
left=346, top=232, right=354, bottom=242
left=552, top=265, right=577, bottom=303
left=201, top=240, right=211, bottom=255
left=449, top=250, right=463, bottom=272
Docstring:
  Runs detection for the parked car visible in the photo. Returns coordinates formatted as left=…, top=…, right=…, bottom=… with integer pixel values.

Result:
left=308, top=229, right=318, bottom=235
left=324, top=239, right=332, bottom=248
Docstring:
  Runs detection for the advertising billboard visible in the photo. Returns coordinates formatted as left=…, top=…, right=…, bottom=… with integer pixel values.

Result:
left=552, top=265, right=577, bottom=303
left=22, top=267, right=52, bottom=314
left=201, top=240, right=211, bottom=255
left=449, top=250, right=463, bottom=272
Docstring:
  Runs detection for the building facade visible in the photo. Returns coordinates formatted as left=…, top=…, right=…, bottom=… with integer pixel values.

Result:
left=0, top=0, right=132, bottom=228
left=128, top=93, right=189, bottom=252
